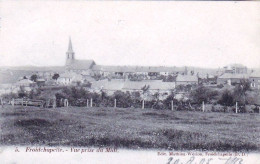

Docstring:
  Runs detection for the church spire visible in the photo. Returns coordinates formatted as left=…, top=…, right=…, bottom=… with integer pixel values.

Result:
left=66, top=37, right=75, bottom=61
left=68, top=37, right=73, bottom=52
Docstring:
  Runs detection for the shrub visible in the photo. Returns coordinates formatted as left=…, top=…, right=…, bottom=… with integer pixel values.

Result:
left=113, top=91, right=132, bottom=108
left=218, top=90, right=234, bottom=107
left=190, top=86, right=219, bottom=104
left=217, top=84, right=224, bottom=88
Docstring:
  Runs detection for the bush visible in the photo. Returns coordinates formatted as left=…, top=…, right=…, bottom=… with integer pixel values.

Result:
left=1, top=93, right=18, bottom=100
left=113, top=91, right=132, bottom=108
left=190, top=86, right=219, bottom=104
left=218, top=90, right=234, bottom=107
left=217, top=84, right=224, bottom=89
left=245, top=105, right=255, bottom=113
left=162, top=93, right=178, bottom=110
left=211, top=104, right=225, bottom=112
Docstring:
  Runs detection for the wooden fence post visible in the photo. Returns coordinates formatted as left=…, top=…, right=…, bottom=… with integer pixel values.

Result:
left=90, top=98, right=93, bottom=107
left=63, top=99, right=68, bottom=107
left=65, top=99, right=69, bottom=107
left=60, top=98, right=63, bottom=107
left=114, top=99, right=117, bottom=108
left=25, top=100, right=28, bottom=106
left=236, top=102, right=238, bottom=114
left=22, top=98, right=24, bottom=106
left=171, top=100, right=173, bottom=111
left=11, top=98, right=14, bottom=107
left=0, top=97, right=3, bottom=107
left=142, top=100, right=144, bottom=109
left=202, top=101, right=205, bottom=112
left=87, top=99, right=89, bottom=108
left=46, top=99, right=50, bottom=108
left=53, top=99, right=56, bottom=109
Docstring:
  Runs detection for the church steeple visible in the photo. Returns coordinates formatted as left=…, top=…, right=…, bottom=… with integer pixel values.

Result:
left=66, top=37, right=75, bottom=67
left=66, top=37, right=75, bottom=60
left=68, top=37, right=73, bottom=52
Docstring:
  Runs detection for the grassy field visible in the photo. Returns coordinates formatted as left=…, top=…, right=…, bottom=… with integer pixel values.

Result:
left=0, top=105, right=259, bottom=151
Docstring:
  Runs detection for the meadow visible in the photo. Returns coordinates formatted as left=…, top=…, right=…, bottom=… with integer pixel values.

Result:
left=0, top=105, right=259, bottom=151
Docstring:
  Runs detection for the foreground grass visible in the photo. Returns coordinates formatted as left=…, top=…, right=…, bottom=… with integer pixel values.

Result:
left=0, top=105, right=259, bottom=151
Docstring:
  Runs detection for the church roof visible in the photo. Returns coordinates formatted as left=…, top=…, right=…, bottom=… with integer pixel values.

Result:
left=66, top=60, right=96, bottom=70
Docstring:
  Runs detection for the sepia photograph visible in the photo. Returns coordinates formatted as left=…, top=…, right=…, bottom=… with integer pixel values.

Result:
left=0, top=1, right=259, bottom=163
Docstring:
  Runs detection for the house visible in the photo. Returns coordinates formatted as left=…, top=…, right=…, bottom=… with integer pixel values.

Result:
left=90, top=79, right=176, bottom=100
left=217, top=73, right=249, bottom=86
left=92, top=65, right=185, bottom=79
left=198, top=73, right=217, bottom=85
left=16, top=79, right=36, bottom=87
left=0, top=84, right=20, bottom=95
left=90, top=79, right=125, bottom=95
left=176, top=75, right=198, bottom=85
left=223, top=64, right=247, bottom=74
left=15, top=79, right=36, bottom=92
left=123, top=81, right=175, bottom=100
left=249, top=72, right=260, bottom=89
left=57, top=72, right=83, bottom=85
left=36, top=79, right=45, bottom=87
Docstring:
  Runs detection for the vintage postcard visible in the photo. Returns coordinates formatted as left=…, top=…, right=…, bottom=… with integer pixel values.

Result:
left=0, top=0, right=259, bottom=163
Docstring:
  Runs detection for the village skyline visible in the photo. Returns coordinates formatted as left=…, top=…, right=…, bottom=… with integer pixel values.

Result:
left=0, top=37, right=259, bottom=71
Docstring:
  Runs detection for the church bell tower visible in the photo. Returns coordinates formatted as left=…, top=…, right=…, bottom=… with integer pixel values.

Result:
left=66, top=37, right=75, bottom=66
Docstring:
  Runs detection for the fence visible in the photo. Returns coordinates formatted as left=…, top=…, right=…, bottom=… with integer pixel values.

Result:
left=1, top=97, right=259, bottom=113
left=8, top=98, right=45, bottom=107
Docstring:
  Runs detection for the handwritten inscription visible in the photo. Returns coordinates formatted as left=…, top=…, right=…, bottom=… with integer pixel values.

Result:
left=166, top=156, right=243, bottom=164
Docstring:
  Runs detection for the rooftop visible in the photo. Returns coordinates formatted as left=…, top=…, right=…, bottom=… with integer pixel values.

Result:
left=91, top=79, right=175, bottom=91
left=66, top=60, right=95, bottom=70
left=218, top=73, right=249, bottom=79
left=250, top=72, right=260, bottom=78
left=92, top=65, right=185, bottom=73
left=176, top=75, right=198, bottom=82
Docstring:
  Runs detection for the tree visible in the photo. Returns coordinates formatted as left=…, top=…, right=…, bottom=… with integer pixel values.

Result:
left=28, top=88, right=41, bottom=99
left=18, top=86, right=27, bottom=98
left=163, top=75, right=176, bottom=82
left=76, top=81, right=81, bottom=86
left=152, top=92, right=160, bottom=101
left=190, top=86, right=219, bottom=104
left=141, top=85, right=150, bottom=100
left=218, top=90, right=234, bottom=107
left=30, top=74, right=38, bottom=82
left=233, top=79, right=251, bottom=105
left=113, top=91, right=132, bottom=108
left=52, top=73, right=60, bottom=80
left=101, top=90, right=108, bottom=100
left=82, top=80, right=92, bottom=88
left=141, top=85, right=150, bottom=93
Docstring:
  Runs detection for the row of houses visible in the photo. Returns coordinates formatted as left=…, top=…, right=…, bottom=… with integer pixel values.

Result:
left=0, top=38, right=259, bottom=96
left=217, top=72, right=260, bottom=89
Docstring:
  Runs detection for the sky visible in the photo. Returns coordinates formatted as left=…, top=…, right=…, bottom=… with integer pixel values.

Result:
left=0, top=1, right=259, bottom=68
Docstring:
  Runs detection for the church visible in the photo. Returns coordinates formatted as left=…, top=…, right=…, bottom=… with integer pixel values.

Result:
left=65, top=38, right=96, bottom=73
left=65, top=38, right=186, bottom=78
